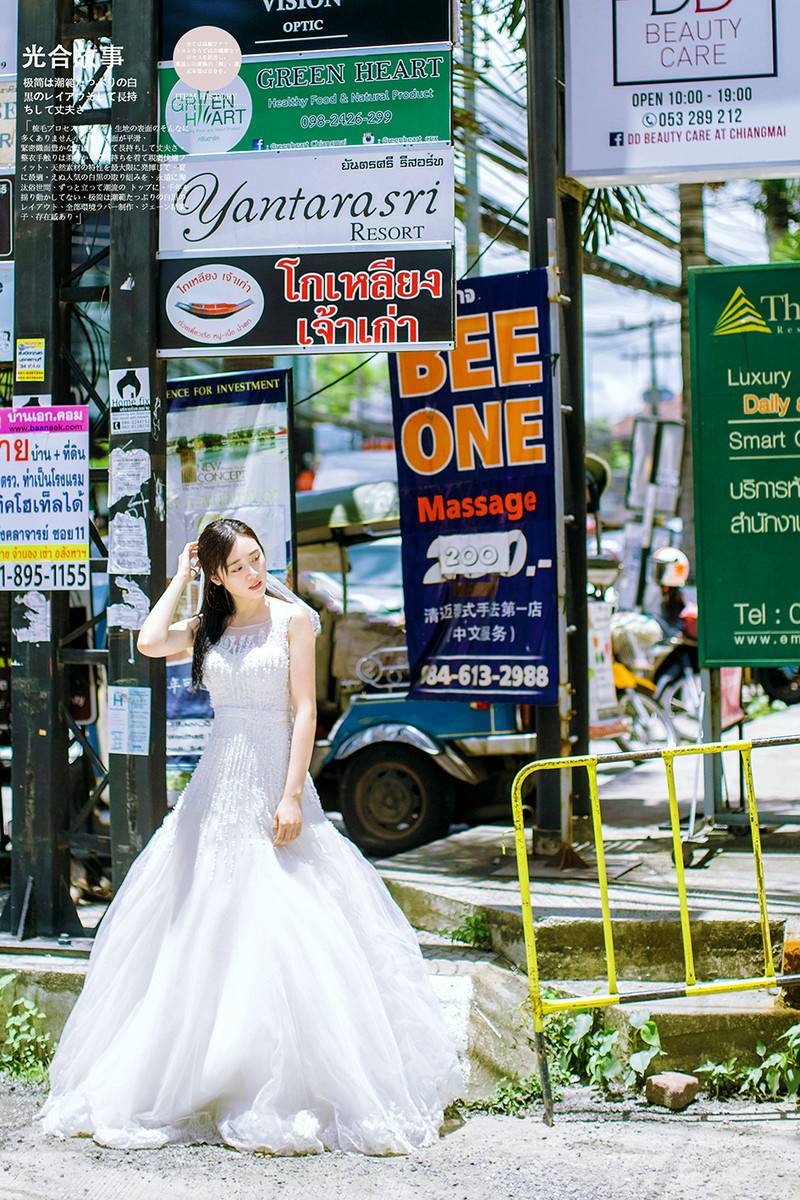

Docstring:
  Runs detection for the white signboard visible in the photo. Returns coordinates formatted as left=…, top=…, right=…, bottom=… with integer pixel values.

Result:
left=0, top=406, right=89, bottom=591
left=108, top=686, right=152, bottom=756
left=566, top=0, right=800, bottom=184
left=159, top=147, right=455, bottom=254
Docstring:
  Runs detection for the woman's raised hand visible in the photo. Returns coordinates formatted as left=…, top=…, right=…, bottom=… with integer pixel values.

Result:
left=177, top=541, right=200, bottom=583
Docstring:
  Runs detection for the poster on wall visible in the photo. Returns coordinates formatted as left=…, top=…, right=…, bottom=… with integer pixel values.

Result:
left=690, top=261, right=800, bottom=667
left=165, top=367, right=295, bottom=780
left=0, top=81, right=14, bottom=169
left=166, top=367, right=293, bottom=569
left=159, top=147, right=455, bottom=254
left=157, top=49, right=452, bottom=156
left=0, top=406, right=89, bottom=591
left=157, top=248, right=455, bottom=356
left=160, top=0, right=452, bottom=59
left=566, top=0, right=800, bottom=183
left=389, top=270, right=559, bottom=703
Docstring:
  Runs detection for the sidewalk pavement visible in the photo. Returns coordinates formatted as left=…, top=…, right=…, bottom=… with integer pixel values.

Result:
left=376, top=706, right=800, bottom=927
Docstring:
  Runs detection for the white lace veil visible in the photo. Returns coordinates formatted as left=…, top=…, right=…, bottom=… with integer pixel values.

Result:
left=265, top=571, right=322, bottom=636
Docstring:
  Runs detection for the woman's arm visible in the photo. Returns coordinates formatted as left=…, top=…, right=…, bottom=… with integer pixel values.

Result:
left=272, top=607, right=317, bottom=847
left=137, top=541, right=199, bottom=659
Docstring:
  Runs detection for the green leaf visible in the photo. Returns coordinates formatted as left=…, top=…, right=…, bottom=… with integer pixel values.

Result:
left=629, top=1048, right=659, bottom=1076
left=567, top=1013, right=593, bottom=1044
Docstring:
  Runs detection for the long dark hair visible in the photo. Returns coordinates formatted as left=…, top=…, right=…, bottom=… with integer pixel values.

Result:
left=191, top=518, right=265, bottom=690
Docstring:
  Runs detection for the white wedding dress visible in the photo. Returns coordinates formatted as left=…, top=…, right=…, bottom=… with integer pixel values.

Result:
left=37, top=606, right=462, bottom=1153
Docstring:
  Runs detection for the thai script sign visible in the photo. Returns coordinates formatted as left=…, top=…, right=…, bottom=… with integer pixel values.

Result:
left=389, top=270, right=558, bottom=703
left=690, top=262, right=800, bottom=666
left=158, top=49, right=452, bottom=155
left=0, top=406, right=89, bottom=590
left=566, top=0, right=800, bottom=184
left=159, top=147, right=455, bottom=253
left=157, top=249, right=454, bottom=355
left=160, top=0, right=452, bottom=59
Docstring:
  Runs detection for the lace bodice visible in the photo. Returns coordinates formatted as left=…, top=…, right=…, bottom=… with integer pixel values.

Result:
left=202, top=605, right=293, bottom=718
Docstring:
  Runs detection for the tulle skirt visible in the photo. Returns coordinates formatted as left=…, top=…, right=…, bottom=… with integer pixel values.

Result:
left=35, top=773, right=463, bottom=1154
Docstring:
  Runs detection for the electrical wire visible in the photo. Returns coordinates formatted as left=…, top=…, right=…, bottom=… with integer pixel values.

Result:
left=293, top=196, right=529, bottom=409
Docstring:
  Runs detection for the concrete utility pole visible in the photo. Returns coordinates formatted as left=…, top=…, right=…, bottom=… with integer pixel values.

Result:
left=462, top=0, right=481, bottom=276
left=526, top=0, right=590, bottom=849
left=677, top=182, right=707, bottom=578
left=107, top=0, right=168, bottom=882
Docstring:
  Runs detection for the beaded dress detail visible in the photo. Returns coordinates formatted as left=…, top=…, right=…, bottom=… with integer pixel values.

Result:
left=37, top=605, right=462, bottom=1154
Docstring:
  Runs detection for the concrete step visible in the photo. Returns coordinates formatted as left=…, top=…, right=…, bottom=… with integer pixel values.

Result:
left=552, top=980, right=800, bottom=1075
left=385, top=877, right=786, bottom=982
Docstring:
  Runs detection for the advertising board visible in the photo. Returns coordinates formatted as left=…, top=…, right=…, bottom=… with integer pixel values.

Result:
left=0, top=406, right=89, bottom=591
left=566, top=0, right=800, bottom=183
left=159, top=147, right=454, bottom=253
left=160, top=0, right=453, bottom=59
left=389, top=271, right=558, bottom=703
left=158, top=49, right=452, bottom=155
left=157, top=248, right=454, bottom=355
left=691, top=262, right=800, bottom=666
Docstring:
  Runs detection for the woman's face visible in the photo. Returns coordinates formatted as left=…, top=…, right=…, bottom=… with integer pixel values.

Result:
left=212, top=535, right=266, bottom=600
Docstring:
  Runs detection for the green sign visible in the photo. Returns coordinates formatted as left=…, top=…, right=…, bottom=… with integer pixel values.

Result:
left=690, top=262, right=800, bottom=667
left=158, top=50, right=452, bottom=156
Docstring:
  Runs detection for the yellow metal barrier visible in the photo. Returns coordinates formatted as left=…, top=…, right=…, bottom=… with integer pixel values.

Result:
left=510, top=736, right=800, bottom=1124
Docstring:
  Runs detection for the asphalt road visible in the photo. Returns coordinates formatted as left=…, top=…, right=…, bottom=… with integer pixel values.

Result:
left=0, top=1079, right=797, bottom=1200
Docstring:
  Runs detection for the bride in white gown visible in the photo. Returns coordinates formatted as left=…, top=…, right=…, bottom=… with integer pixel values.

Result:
left=36, top=518, right=462, bottom=1154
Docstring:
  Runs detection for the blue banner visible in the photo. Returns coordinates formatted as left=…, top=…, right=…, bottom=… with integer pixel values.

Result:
left=389, top=270, right=558, bottom=702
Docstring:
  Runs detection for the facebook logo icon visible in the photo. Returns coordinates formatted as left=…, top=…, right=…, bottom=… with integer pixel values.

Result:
left=252, top=138, right=265, bottom=151
left=609, top=132, right=625, bottom=148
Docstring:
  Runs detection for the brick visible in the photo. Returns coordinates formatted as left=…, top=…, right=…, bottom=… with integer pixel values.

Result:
left=646, top=1072, right=700, bottom=1112
left=782, top=919, right=800, bottom=1008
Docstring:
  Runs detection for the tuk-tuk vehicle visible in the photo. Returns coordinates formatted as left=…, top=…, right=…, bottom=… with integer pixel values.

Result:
left=297, top=483, right=538, bottom=855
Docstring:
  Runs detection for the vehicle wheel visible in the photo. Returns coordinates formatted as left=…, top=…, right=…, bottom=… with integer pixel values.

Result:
left=339, top=745, right=455, bottom=856
left=615, top=687, right=678, bottom=754
left=659, top=672, right=703, bottom=743
left=755, top=667, right=800, bottom=706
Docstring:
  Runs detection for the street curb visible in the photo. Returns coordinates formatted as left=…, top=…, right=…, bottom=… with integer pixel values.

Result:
left=383, top=877, right=787, bottom=982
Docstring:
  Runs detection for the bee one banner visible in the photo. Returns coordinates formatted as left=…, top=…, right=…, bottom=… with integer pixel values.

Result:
left=158, top=147, right=455, bottom=253
left=158, top=49, right=452, bottom=156
left=389, top=270, right=559, bottom=703
left=160, top=0, right=453, bottom=58
left=567, top=0, right=800, bottom=183
left=157, top=248, right=454, bottom=355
